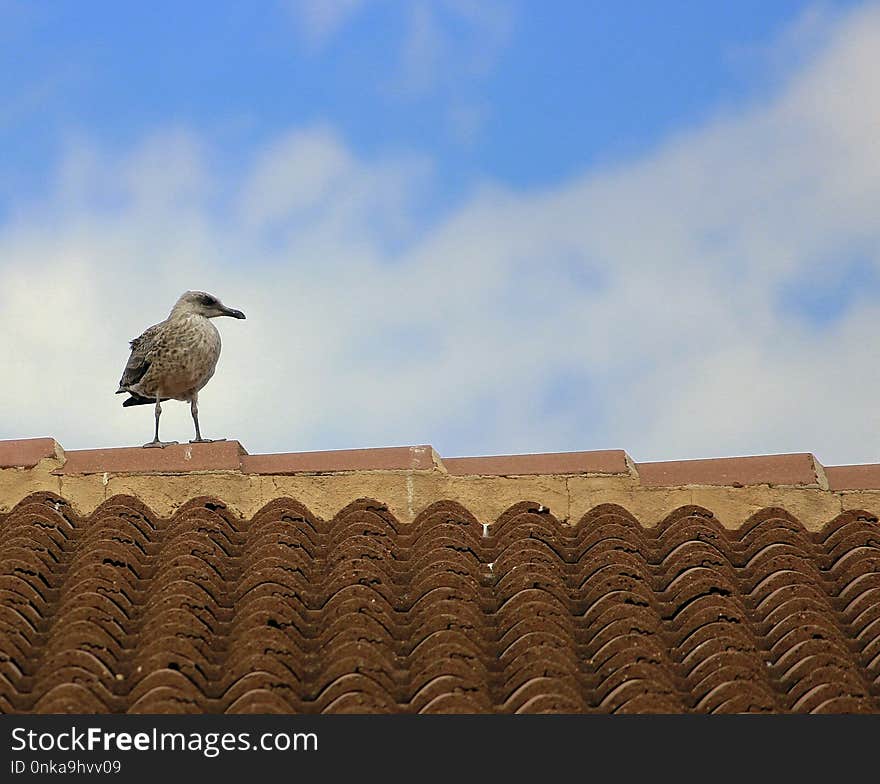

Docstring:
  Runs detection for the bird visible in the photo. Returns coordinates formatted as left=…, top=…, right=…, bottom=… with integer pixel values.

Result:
left=116, top=290, right=246, bottom=448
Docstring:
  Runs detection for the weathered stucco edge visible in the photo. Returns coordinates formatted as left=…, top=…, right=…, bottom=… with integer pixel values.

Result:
left=2, top=462, right=880, bottom=530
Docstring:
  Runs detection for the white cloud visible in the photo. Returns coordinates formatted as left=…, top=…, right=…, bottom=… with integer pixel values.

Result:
left=3, top=4, right=880, bottom=466
left=240, top=127, right=355, bottom=228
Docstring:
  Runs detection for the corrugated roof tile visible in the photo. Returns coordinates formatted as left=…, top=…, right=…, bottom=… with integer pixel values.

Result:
left=2, top=491, right=879, bottom=714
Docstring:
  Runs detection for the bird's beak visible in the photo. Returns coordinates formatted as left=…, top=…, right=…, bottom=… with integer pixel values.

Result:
left=221, top=306, right=246, bottom=319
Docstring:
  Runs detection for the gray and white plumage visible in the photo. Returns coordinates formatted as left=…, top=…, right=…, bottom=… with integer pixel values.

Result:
left=117, top=290, right=246, bottom=447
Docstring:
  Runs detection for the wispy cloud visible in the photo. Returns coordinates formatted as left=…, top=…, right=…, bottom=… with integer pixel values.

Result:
left=393, top=0, right=514, bottom=96
left=285, top=0, right=514, bottom=98
left=283, top=0, right=372, bottom=50
left=445, top=101, right=489, bottom=146
left=726, top=2, right=845, bottom=85
left=3, top=4, right=880, bottom=466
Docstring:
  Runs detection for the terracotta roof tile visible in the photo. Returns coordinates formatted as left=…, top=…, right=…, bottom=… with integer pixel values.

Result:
left=241, top=445, right=437, bottom=474
left=825, top=464, right=880, bottom=491
left=444, top=449, right=629, bottom=476
left=56, top=441, right=247, bottom=474
left=0, top=438, right=60, bottom=468
left=2, top=492, right=879, bottom=714
left=637, top=453, right=821, bottom=488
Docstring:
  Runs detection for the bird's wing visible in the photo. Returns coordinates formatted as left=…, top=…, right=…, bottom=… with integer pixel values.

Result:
left=117, top=322, right=164, bottom=391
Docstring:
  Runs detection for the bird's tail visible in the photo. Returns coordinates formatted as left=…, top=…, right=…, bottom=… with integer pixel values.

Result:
left=122, top=394, right=155, bottom=407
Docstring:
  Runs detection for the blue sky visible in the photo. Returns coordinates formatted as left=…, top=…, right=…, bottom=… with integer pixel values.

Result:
left=2, top=1, right=880, bottom=464
left=1, top=1, right=860, bottom=206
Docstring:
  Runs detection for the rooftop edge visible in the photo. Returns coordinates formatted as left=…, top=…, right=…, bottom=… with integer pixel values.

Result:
left=0, top=437, right=876, bottom=489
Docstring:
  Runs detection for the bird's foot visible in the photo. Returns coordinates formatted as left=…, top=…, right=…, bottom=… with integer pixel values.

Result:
left=142, top=440, right=179, bottom=448
left=189, top=438, right=227, bottom=444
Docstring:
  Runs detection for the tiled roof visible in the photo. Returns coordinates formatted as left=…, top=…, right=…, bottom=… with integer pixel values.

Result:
left=2, top=491, right=880, bottom=713
left=2, top=438, right=880, bottom=713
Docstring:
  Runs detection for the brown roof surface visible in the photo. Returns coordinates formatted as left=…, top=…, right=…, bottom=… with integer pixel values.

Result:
left=241, top=445, right=437, bottom=474
left=2, top=491, right=880, bottom=714
left=9, top=439, right=871, bottom=489
left=637, top=453, right=823, bottom=488
left=0, top=438, right=58, bottom=469
left=825, top=464, right=880, bottom=492
left=444, top=449, right=628, bottom=476
left=59, top=441, right=247, bottom=474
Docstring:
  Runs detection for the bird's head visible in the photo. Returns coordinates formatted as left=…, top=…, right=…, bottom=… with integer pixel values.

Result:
left=171, top=291, right=246, bottom=320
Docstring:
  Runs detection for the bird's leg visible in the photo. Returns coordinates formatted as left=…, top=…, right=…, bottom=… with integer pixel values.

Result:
left=191, top=398, right=202, bottom=441
left=189, top=394, right=226, bottom=444
left=142, top=397, right=178, bottom=448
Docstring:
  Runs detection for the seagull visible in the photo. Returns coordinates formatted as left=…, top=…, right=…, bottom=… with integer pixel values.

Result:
left=116, top=291, right=246, bottom=448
